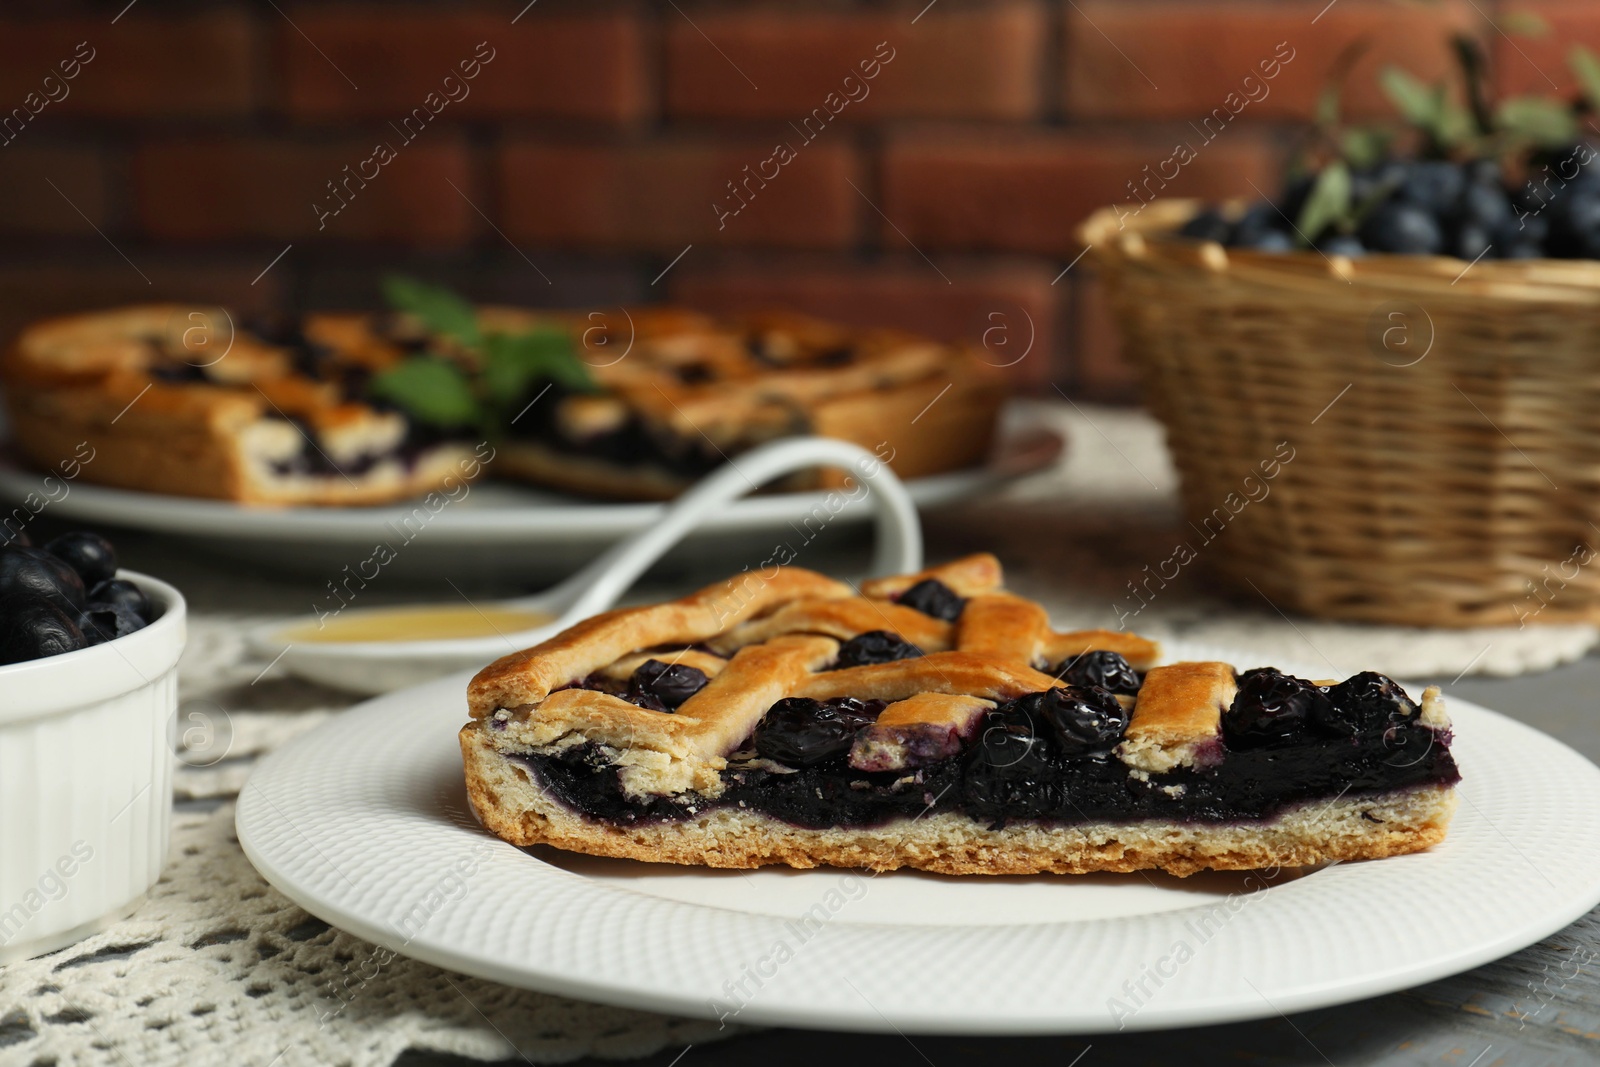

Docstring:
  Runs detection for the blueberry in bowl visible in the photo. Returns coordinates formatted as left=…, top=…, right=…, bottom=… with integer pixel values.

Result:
left=0, top=594, right=86, bottom=664
left=0, top=529, right=185, bottom=962
left=0, top=531, right=157, bottom=664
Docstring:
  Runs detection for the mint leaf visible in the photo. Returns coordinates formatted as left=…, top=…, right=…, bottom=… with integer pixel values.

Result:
left=1497, top=95, right=1579, bottom=146
left=1500, top=10, right=1551, bottom=36
left=1379, top=66, right=1476, bottom=151
left=1571, top=45, right=1600, bottom=112
left=1340, top=126, right=1392, bottom=169
left=481, top=328, right=594, bottom=410
left=368, top=357, right=480, bottom=428
left=1380, top=67, right=1442, bottom=128
left=382, top=275, right=480, bottom=349
left=1295, top=161, right=1352, bottom=246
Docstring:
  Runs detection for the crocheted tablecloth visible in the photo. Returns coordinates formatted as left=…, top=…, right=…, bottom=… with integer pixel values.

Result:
left=0, top=615, right=732, bottom=1067
left=3, top=400, right=1590, bottom=1067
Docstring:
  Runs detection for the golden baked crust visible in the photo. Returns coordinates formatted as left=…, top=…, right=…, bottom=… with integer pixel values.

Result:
left=1117, top=661, right=1237, bottom=774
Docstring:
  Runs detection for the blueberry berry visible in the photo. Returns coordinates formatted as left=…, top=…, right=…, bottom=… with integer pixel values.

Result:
left=1229, top=203, right=1286, bottom=247
left=45, top=531, right=118, bottom=588
left=896, top=578, right=965, bottom=621
left=826, top=696, right=886, bottom=720
left=1317, top=234, right=1367, bottom=257
left=1057, top=650, right=1141, bottom=695
left=1010, top=686, right=1129, bottom=756
left=1455, top=182, right=1512, bottom=231
left=79, top=602, right=146, bottom=645
left=1193, top=145, right=1600, bottom=265
left=1546, top=191, right=1600, bottom=258
left=1397, top=161, right=1465, bottom=210
left=1315, top=671, right=1418, bottom=738
left=0, top=595, right=86, bottom=665
left=88, top=578, right=151, bottom=622
left=1178, top=209, right=1231, bottom=243
left=1359, top=202, right=1444, bottom=254
left=0, top=547, right=86, bottom=611
left=835, top=630, right=924, bottom=669
left=1224, top=668, right=1326, bottom=748
left=626, top=659, right=708, bottom=711
left=1237, top=229, right=1295, bottom=252
left=753, top=697, right=875, bottom=767
left=1449, top=221, right=1495, bottom=261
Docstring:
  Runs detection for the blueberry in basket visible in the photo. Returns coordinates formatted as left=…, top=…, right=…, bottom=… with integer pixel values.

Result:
left=1172, top=37, right=1600, bottom=263
left=0, top=531, right=151, bottom=664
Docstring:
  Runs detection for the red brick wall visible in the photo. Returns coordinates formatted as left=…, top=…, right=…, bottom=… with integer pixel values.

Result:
left=0, top=0, right=1544, bottom=399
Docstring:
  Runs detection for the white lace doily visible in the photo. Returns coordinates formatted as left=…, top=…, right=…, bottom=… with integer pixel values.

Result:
left=0, top=617, right=736, bottom=1067
left=0, top=805, right=728, bottom=1067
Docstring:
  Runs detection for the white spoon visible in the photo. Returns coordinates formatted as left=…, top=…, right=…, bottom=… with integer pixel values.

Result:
left=249, top=437, right=923, bottom=694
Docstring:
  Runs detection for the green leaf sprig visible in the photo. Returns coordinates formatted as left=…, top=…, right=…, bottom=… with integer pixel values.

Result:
left=1290, top=29, right=1600, bottom=243
left=368, top=276, right=595, bottom=436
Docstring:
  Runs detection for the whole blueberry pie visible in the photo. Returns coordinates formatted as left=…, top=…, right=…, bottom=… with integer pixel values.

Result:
left=460, top=554, right=1459, bottom=876
left=3, top=300, right=1003, bottom=504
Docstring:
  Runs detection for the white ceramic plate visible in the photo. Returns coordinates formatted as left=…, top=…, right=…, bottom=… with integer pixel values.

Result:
left=0, top=428, right=1060, bottom=580
left=235, top=645, right=1600, bottom=1034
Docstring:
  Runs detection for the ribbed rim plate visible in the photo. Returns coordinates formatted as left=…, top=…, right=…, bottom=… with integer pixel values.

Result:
left=236, top=643, right=1600, bottom=1034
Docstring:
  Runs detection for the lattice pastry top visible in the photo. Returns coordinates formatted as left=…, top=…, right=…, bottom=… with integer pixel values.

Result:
left=467, top=554, right=1163, bottom=798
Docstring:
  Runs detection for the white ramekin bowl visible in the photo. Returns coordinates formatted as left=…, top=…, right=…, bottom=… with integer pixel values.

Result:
left=0, top=571, right=185, bottom=963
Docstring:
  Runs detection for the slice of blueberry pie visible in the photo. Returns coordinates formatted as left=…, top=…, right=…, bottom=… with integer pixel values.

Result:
left=5, top=300, right=1004, bottom=505
left=2, top=305, right=479, bottom=506
left=462, top=553, right=1459, bottom=876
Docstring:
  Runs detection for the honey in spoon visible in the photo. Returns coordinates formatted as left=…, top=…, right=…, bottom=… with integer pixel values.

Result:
left=282, top=606, right=555, bottom=643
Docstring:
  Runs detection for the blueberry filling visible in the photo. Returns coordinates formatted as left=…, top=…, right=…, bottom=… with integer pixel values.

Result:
left=1227, top=667, right=1420, bottom=746
left=1224, top=668, right=1329, bottom=749
left=1318, top=672, right=1420, bottom=738
left=753, top=697, right=883, bottom=767
left=504, top=379, right=731, bottom=481
left=896, top=578, right=965, bottom=621
left=1057, top=650, right=1141, bottom=695
left=626, top=659, right=708, bottom=711
left=1018, top=685, right=1129, bottom=756
left=514, top=668, right=1458, bottom=832
left=242, top=312, right=338, bottom=379
left=264, top=415, right=432, bottom=478
left=834, top=630, right=923, bottom=669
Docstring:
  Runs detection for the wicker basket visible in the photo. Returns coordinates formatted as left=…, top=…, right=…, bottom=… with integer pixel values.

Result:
left=1081, top=199, right=1600, bottom=628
